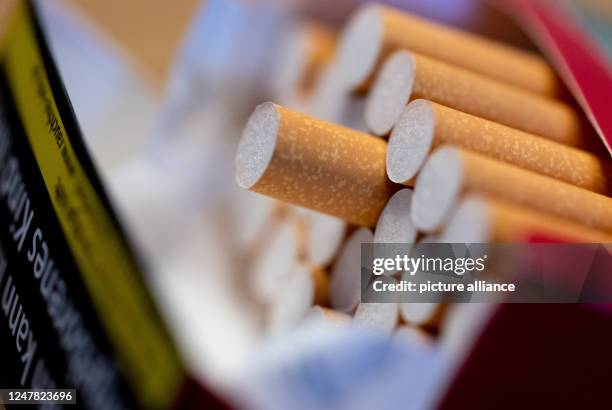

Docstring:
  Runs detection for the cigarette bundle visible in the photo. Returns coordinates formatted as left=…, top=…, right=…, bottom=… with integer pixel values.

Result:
left=236, top=103, right=395, bottom=227
left=231, top=0, right=611, bottom=348
left=442, top=196, right=612, bottom=243
left=387, top=99, right=610, bottom=192
left=337, top=4, right=559, bottom=95
left=365, top=51, right=580, bottom=144
left=411, top=146, right=612, bottom=233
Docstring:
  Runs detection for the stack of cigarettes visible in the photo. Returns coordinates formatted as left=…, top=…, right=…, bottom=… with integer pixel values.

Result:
left=232, top=3, right=612, bottom=352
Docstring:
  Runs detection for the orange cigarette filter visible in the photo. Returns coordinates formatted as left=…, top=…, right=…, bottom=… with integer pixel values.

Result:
left=309, top=265, right=330, bottom=306
left=299, top=23, right=336, bottom=94
left=411, top=146, right=612, bottom=233
left=275, top=22, right=337, bottom=103
left=309, top=306, right=352, bottom=324
left=366, top=51, right=581, bottom=144
left=293, top=212, right=310, bottom=262
left=444, top=195, right=612, bottom=243
left=236, top=103, right=396, bottom=227
left=387, top=99, right=610, bottom=192
left=338, top=4, right=559, bottom=96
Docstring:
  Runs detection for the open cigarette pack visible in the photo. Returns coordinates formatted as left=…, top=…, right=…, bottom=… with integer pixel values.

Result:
left=1, top=0, right=611, bottom=409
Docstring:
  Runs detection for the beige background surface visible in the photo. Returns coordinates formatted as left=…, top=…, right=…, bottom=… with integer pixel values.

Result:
left=0, top=0, right=200, bottom=88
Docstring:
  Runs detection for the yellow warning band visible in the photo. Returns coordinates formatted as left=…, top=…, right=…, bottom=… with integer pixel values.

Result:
left=1, top=2, right=184, bottom=407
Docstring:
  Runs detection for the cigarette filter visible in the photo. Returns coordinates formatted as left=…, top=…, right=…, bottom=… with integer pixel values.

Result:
left=442, top=196, right=612, bottom=243
left=330, top=228, right=373, bottom=313
left=393, top=325, right=433, bottom=347
left=373, top=188, right=418, bottom=278
left=399, top=234, right=444, bottom=327
left=387, top=100, right=609, bottom=192
left=399, top=270, right=444, bottom=327
left=412, top=147, right=612, bottom=233
left=233, top=188, right=288, bottom=260
left=298, top=23, right=336, bottom=95
left=268, top=263, right=315, bottom=334
left=439, top=303, right=495, bottom=361
left=236, top=103, right=396, bottom=226
left=250, top=222, right=300, bottom=302
left=374, top=188, right=418, bottom=244
left=309, top=63, right=369, bottom=131
left=274, top=22, right=336, bottom=102
left=366, top=51, right=580, bottom=143
left=309, top=264, right=331, bottom=307
left=399, top=302, right=441, bottom=327
left=353, top=301, right=399, bottom=336
left=295, top=208, right=347, bottom=268
left=293, top=209, right=310, bottom=262
left=337, top=4, right=559, bottom=95
left=306, top=306, right=352, bottom=325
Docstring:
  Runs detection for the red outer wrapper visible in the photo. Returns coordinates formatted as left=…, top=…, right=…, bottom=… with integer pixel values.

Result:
left=492, top=0, right=612, bottom=155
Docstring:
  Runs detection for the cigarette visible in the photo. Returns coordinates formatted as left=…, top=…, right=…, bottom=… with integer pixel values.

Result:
left=236, top=103, right=396, bottom=227
left=399, top=234, right=444, bottom=327
left=399, top=273, right=444, bottom=328
left=309, top=63, right=369, bottom=131
left=393, top=325, right=433, bottom=347
left=309, top=63, right=349, bottom=122
left=251, top=222, right=300, bottom=302
left=267, top=263, right=315, bottom=334
left=309, top=264, right=331, bottom=307
left=399, top=302, right=441, bottom=328
left=336, top=4, right=559, bottom=96
left=373, top=188, right=418, bottom=277
left=365, top=51, right=580, bottom=144
left=353, top=301, right=399, bottom=336
left=295, top=208, right=347, bottom=268
left=411, top=146, right=612, bottom=233
left=386, top=100, right=609, bottom=192
left=353, top=274, right=399, bottom=335
left=374, top=188, right=418, bottom=245
left=442, top=195, right=612, bottom=243
left=418, top=234, right=440, bottom=244
left=233, top=189, right=287, bottom=258
left=274, top=22, right=336, bottom=103
left=330, top=228, right=374, bottom=312
left=305, top=305, right=352, bottom=325
left=293, top=209, right=310, bottom=262
left=439, top=303, right=495, bottom=361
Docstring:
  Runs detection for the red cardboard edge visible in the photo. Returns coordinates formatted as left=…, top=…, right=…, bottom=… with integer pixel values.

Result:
left=492, top=0, right=612, bottom=156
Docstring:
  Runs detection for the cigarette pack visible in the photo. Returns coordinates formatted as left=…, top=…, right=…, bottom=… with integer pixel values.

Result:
left=0, top=2, right=225, bottom=408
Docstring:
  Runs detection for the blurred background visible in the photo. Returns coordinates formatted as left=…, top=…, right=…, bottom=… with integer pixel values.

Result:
left=0, top=0, right=611, bottom=409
